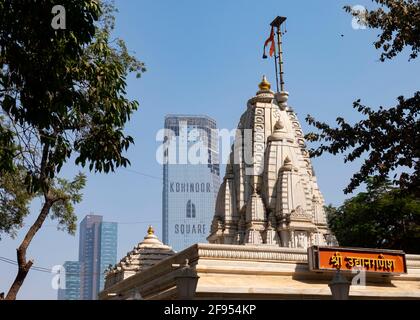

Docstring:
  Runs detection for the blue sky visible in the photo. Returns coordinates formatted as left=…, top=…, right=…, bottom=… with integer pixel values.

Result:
left=1, top=0, right=419, bottom=299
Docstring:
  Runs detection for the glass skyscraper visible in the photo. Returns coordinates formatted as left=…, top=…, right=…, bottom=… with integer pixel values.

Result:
left=98, top=222, right=118, bottom=292
left=162, top=115, right=220, bottom=252
left=57, top=261, right=80, bottom=300
left=79, top=215, right=117, bottom=300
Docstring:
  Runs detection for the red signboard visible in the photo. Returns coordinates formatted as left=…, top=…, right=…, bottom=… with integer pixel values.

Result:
left=308, top=246, right=407, bottom=274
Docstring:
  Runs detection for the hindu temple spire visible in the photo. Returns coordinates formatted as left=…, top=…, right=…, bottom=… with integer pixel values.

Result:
left=208, top=26, right=337, bottom=247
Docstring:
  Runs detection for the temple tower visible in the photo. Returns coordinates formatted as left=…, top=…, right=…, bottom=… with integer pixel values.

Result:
left=207, top=76, right=335, bottom=249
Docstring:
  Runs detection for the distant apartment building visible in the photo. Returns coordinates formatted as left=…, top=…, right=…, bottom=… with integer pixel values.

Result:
left=79, top=215, right=117, bottom=300
left=162, top=115, right=220, bottom=252
left=57, top=261, right=80, bottom=300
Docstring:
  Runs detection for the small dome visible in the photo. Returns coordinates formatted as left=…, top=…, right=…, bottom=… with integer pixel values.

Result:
left=105, top=226, right=175, bottom=287
left=258, top=75, right=271, bottom=91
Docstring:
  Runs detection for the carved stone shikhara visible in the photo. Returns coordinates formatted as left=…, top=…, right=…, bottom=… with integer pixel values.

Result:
left=104, top=226, right=175, bottom=289
left=208, top=76, right=336, bottom=249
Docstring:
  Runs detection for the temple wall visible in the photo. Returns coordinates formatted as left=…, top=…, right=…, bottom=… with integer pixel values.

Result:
left=99, top=243, right=420, bottom=300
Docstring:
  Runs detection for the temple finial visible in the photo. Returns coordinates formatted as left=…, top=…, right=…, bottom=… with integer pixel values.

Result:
left=147, top=225, right=154, bottom=235
left=258, top=75, right=271, bottom=91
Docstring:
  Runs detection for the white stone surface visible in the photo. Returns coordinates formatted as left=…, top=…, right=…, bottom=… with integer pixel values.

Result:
left=104, top=226, right=174, bottom=288
left=99, top=243, right=420, bottom=300
left=208, top=77, right=335, bottom=249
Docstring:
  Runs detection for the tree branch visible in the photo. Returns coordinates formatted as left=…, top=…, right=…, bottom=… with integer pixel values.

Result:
left=5, top=195, right=53, bottom=300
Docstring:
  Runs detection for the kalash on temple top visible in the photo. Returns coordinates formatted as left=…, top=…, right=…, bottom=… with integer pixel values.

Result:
left=207, top=74, right=337, bottom=250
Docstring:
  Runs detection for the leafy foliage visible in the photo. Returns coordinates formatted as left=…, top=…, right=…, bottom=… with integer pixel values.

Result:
left=306, top=0, right=420, bottom=195
left=327, top=179, right=420, bottom=253
left=0, top=117, right=15, bottom=173
left=1, top=0, right=145, bottom=187
left=0, top=0, right=144, bottom=299
left=306, top=93, right=419, bottom=195
left=0, top=0, right=145, bottom=236
left=345, top=0, right=420, bottom=61
left=50, top=173, right=86, bottom=235
left=0, top=168, right=33, bottom=239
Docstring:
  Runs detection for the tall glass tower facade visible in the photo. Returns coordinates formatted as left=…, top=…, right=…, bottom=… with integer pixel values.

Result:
left=162, top=115, right=220, bottom=252
left=98, top=222, right=118, bottom=292
left=57, top=261, right=80, bottom=300
left=79, top=215, right=117, bottom=300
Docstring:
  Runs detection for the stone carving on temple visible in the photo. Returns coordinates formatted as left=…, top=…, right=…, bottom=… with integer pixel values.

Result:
left=208, top=76, right=337, bottom=249
left=104, top=226, right=175, bottom=288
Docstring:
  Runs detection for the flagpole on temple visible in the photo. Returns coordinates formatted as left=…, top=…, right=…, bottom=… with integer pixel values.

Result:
left=270, top=16, right=287, bottom=92
left=273, top=43, right=280, bottom=92
left=262, top=26, right=279, bottom=91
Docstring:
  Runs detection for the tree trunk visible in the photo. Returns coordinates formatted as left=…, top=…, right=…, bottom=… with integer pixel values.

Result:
left=5, top=198, right=53, bottom=300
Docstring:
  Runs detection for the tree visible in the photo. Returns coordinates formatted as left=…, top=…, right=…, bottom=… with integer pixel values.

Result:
left=305, top=0, right=420, bottom=196
left=345, top=0, right=420, bottom=62
left=0, top=0, right=145, bottom=299
left=0, top=167, right=33, bottom=239
left=327, top=178, right=420, bottom=253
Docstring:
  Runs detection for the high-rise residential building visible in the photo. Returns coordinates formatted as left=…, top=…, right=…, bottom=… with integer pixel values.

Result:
left=57, top=261, right=80, bottom=300
left=162, top=115, right=220, bottom=252
left=79, top=215, right=117, bottom=300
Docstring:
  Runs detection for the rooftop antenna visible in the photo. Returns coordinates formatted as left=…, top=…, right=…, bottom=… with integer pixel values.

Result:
left=263, top=16, right=287, bottom=92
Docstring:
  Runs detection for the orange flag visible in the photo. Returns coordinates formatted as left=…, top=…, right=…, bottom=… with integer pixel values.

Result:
left=263, top=26, right=275, bottom=58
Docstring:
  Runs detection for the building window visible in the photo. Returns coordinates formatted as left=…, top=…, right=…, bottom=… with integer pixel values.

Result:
left=186, top=200, right=191, bottom=218
left=186, top=200, right=196, bottom=218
